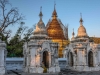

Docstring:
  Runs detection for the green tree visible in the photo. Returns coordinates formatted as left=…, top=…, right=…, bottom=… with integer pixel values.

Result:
left=7, top=22, right=27, bottom=57
left=7, top=22, right=34, bottom=57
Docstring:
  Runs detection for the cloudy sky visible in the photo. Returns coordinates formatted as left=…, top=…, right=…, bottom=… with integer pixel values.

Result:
left=8, top=0, right=100, bottom=39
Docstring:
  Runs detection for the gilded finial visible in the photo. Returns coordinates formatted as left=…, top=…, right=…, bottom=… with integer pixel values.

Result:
left=73, top=28, right=75, bottom=35
left=39, top=6, right=43, bottom=19
left=52, top=1, right=57, bottom=18
left=79, top=13, right=83, bottom=24
left=40, top=6, right=42, bottom=11
left=54, top=1, right=56, bottom=10
left=73, top=28, right=74, bottom=32
left=80, top=13, right=82, bottom=18
left=72, top=28, right=75, bottom=37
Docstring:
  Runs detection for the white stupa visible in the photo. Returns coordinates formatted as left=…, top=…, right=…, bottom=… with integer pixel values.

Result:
left=23, top=7, right=60, bottom=73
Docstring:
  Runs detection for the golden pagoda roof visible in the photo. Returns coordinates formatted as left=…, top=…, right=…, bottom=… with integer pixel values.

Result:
left=46, top=6, right=67, bottom=40
left=46, top=5, right=68, bottom=57
left=47, top=18, right=66, bottom=39
left=90, top=37, right=100, bottom=44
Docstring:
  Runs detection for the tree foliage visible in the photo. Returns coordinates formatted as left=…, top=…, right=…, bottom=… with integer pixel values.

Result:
left=0, top=0, right=24, bottom=57
left=0, top=0, right=34, bottom=57
left=7, top=22, right=25, bottom=57
left=7, top=23, right=33, bottom=57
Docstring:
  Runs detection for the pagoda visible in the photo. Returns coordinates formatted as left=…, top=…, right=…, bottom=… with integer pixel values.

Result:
left=63, top=14, right=100, bottom=71
left=46, top=4, right=69, bottom=57
left=23, top=7, right=60, bottom=73
left=90, top=37, right=100, bottom=44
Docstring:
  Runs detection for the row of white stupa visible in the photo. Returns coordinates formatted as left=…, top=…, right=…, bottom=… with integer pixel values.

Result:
left=1, top=8, right=100, bottom=74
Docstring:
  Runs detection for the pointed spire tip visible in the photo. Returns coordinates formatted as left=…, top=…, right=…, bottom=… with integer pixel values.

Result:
left=54, top=1, right=56, bottom=10
left=40, top=6, right=42, bottom=12
left=79, top=13, right=83, bottom=23
left=72, top=28, right=75, bottom=36
left=80, top=13, right=82, bottom=18
left=39, top=6, right=43, bottom=18
left=52, top=1, right=57, bottom=18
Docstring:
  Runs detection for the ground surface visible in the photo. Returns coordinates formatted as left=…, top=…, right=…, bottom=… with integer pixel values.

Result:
left=5, top=70, right=100, bottom=75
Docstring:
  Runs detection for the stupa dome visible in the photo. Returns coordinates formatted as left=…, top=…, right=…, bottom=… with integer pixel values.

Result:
left=77, top=24, right=88, bottom=37
left=77, top=15, right=88, bottom=37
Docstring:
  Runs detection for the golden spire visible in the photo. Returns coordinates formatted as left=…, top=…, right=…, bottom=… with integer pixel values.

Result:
left=72, top=28, right=75, bottom=37
left=79, top=13, right=83, bottom=25
left=39, top=6, right=43, bottom=20
left=52, top=1, right=57, bottom=19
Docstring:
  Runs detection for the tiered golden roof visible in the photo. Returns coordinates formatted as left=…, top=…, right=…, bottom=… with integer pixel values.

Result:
left=47, top=19, right=66, bottom=39
left=90, top=37, right=100, bottom=44
left=46, top=6, right=69, bottom=57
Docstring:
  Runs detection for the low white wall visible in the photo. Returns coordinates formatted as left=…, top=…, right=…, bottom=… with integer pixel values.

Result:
left=6, top=57, right=23, bottom=70
left=58, top=58, right=68, bottom=69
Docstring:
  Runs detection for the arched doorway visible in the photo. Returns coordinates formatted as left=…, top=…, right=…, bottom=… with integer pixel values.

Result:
left=68, top=52, right=73, bottom=66
left=88, top=51, right=93, bottom=67
left=43, top=51, right=49, bottom=68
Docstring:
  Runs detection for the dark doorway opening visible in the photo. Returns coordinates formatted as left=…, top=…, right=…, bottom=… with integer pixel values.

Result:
left=43, top=51, right=49, bottom=68
left=88, top=51, right=93, bottom=67
left=68, top=52, right=73, bottom=66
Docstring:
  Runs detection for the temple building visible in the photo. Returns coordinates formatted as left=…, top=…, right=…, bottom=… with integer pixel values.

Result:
left=23, top=7, right=60, bottom=73
left=63, top=14, right=100, bottom=71
left=90, top=37, right=100, bottom=44
left=46, top=5, right=69, bottom=57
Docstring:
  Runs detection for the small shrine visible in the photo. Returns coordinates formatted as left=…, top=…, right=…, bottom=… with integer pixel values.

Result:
left=23, top=7, right=60, bottom=73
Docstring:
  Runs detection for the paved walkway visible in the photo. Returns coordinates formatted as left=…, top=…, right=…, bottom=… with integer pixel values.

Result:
left=21, top=73, right=58, bottom=75
left=5, top=70, right=100, bottom=75
left=60, top=70, right=100, bottom=75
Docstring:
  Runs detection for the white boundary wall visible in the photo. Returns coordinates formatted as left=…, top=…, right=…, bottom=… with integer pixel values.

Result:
left=6, top=57, right=23, bottom=70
